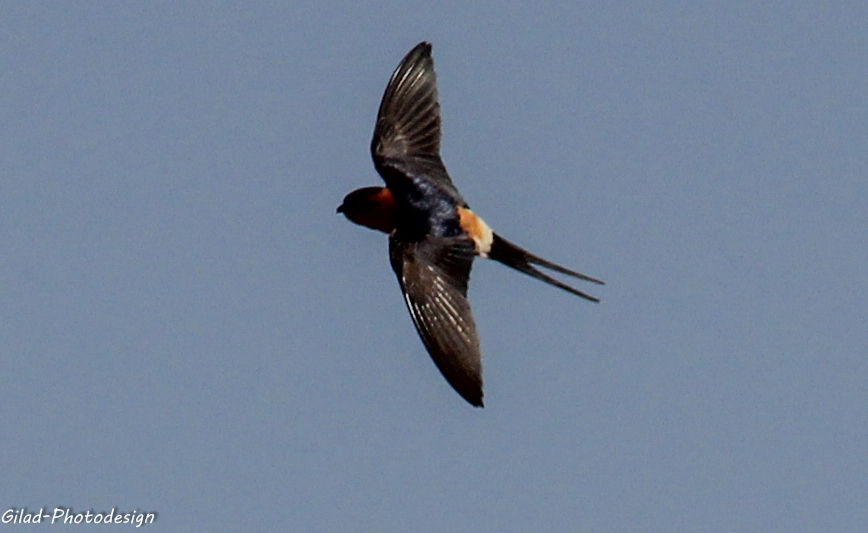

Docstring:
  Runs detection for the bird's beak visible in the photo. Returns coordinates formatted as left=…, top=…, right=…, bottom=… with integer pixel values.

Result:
left=336, top=204, right=344, bottom=214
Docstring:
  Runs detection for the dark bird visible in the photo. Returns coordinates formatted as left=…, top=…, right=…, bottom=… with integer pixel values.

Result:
left=338, top=42, right=603, bottom=407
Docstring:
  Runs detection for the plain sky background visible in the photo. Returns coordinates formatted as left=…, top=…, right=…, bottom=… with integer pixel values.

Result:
left=2, top=2, right=866, bottom=532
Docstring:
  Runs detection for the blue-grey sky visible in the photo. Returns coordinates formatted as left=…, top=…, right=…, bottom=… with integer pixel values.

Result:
left=2, top=2, right=866, bottom=532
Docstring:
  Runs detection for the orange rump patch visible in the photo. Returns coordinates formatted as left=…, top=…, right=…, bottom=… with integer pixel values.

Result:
left=457, top=207, right=494, bottom=256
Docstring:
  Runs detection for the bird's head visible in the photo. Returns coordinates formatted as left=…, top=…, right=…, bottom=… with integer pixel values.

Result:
left=337, top=186, right=396, bottom=234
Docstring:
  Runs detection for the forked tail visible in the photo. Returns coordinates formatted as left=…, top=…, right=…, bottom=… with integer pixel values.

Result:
left=488, top=234, right=604, bottom=302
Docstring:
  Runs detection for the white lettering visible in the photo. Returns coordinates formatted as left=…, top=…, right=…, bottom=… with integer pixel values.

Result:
left=51, top=508, right=66, bottom=524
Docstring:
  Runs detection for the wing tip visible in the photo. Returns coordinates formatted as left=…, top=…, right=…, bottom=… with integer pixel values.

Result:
left=403, top=42, right=433, bottom=67
left=444, top=368, right=485, bottom=408
left=413, top=41, right=433, bottom=54
left=464, top=391, right=485, bottom=408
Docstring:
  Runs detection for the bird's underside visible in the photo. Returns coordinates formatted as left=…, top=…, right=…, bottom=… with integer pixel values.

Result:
left=338, top=42, right=603, bottom=407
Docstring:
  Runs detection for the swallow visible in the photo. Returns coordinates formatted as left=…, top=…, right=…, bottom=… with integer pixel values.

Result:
left=338, top=42, right=603, bottom=407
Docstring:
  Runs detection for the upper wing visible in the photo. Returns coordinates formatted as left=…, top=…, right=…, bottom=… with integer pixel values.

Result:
left=389, top=233, right=483, bottom=407
left=371, top=42, right=462, bottom=201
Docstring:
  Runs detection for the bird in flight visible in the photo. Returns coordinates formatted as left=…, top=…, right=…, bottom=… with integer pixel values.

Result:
left=338, top=42, right=603, bottom=407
